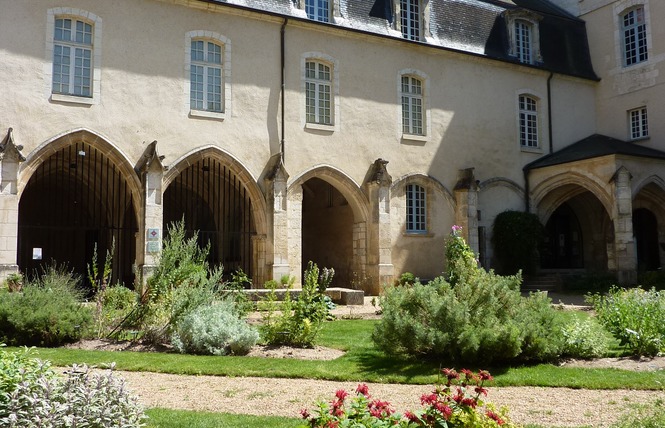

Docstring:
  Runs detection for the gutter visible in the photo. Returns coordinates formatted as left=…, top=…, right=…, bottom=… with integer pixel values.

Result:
left=280, top=18, right=287, bottom=163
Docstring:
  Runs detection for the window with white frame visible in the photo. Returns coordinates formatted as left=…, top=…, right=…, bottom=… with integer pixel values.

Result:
left=519, top=95, right=538, bottom=148
left=514, top=20, right=533, bottom=64
left=52, top=17, right=93, bottom=97
left=190, top=39, right=223, bottom=113
left=305, top=60, right=333, bottom=125
left=629, top=107, right=648, bottom=140
left=400, top=0, right=421, bottom=41
left=622, top=7, right=648, bottom=66
left=401, top=75, right=424, bottom=135
left=406, top=183, right=426, bottom=233
left=306, top=0, right=330, bottom=22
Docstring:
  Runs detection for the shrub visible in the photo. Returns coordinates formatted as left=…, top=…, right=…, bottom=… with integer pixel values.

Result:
left=560, top=318, right=611, bottom=359
left=0, top=267, right=92, bottom=347
left=171, top=299, right=258, bottom=355
left=0, top=346, right=55, bottom=414
left=260, top=261, right=333, bottom=347
left=396, top=272, right=417, bottom=286
left=301, top=369, right=518, bottom=428
left=588, top=286, right=665, bottom=356
left=373, top=228, right=563, bottom=364
left=1, top=360, right=146, bottom=427
left=492, top=211, right=544, bottom=275
left=5, top=273, right=23, bottom=292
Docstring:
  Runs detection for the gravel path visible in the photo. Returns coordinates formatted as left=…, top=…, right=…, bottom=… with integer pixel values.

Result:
left=112, top=370, right=665, bottom=427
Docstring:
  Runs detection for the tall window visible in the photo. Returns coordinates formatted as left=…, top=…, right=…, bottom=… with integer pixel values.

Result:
left=519, top=95, right=538, bottom=148
left=401, top=76, right=423, bottom=135
left=52, top=17, right=93, bottom=97
left=515, top=20, right=532, bottom=64
left=306, top=0, right=330, bottom=22
left=190, top=40, right=223, bottom=113
left=629, top=107, right=648, bottom=140
left=622, top=7, right=648, bottom=66
left=400, top=0, right=421, bottom=41
left=406, top=184, right=426, bottom=233
left=305, top=60, right=332, bottom=125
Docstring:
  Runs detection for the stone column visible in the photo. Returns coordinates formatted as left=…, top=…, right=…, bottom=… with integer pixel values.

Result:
left=610, top=166, right=636, bottom=285
left=0, top=129, right=24, bottom=280
left=136, top=141, right=166, bottom=289
left=264, top=156, right=290, bottom=282
left=453, top=168, right=479, bottom=253
left=251, top=234, right=267, bottom=287
left=364, top=159, right=394, bottom=295
left=287, top=184, right=303, bottom=286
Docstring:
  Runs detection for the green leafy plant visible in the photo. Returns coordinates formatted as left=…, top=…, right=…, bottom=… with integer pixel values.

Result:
left=396, top=272, right=417, bottom=286
left=588, top=286, right=665, bottom=356
left=0, top=346, right=55, bottom=415
left=373, top=230, right=564, bottom=364
left=610, top=399, right=665, bottom=428
left=1, top=357, right=145, bottom=427
left=5, top=273, right=23, bottom=293
left=171, top=299, right=258, bottom=355
left=301, top=369, right=518, bottom=428
left=0, top=265, right=92, bottom=347
left=492, top=211, right=544, bottom=275
left=260, top=261, right=333, bottom=347
left=560, top=318, right=611, bottom=359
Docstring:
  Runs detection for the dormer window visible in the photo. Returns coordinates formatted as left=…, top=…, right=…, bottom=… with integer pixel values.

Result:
left=400, top=0, right=420, bottom=40
left=505, top=10, right=542, bottom=65
left=305, top=0, right=330, bottom=23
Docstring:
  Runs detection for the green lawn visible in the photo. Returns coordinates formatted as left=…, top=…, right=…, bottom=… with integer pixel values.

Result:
left=12, top=318, right=665, bottom=390
left=145, top=409, right=301, bottom=428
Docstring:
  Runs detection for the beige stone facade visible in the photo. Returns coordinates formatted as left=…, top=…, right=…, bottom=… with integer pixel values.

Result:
left=0, top=0, right=663, bottom=292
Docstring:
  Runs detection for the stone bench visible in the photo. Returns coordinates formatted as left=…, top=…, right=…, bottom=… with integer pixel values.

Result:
left=244, top=287, right=364, bottom=305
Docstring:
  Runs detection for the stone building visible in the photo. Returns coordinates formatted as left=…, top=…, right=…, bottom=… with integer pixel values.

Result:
left=0, top=0, right=662, bottom=293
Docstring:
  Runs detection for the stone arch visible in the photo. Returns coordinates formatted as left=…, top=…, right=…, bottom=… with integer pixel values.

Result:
left=18, top=128, right=141, bottom=286
left=164, top=146, right=269, bottom=284
left=390, top=173, right=455, bottom=280
left=479, top=177, right=525, bottom=196
left=288, top=165, right=370, bottom=288
left=632, top=175, right=665, bottom=271
left=531, top=171, right=613, bottom=224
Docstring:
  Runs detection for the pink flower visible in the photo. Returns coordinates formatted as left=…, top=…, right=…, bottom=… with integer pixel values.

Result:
left=404, top=411, right=419, bottom=422
left=335, top=389, right=349, bottom=401
left=475, top=386, right=488, bottom=396
left=441, top=368, right=459, bottom=381
left=487, top=410, right=505, bottom=425
left=462, top=397, right=477, bottom=408
left=420, top=392, right=438, bottom=405
left=299, top=408, right=310, bottom=419
left=434, top=402, right=453, bottom=420
left=478, top=370, right=493, bottom=381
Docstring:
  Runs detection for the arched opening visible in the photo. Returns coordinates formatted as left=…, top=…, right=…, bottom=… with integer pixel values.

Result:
left=302, top=177, right=353, bottom=285
left=633, top=208, right=660, bottom=271
left=541, top=202, right=583, bottom=269
left=164, top=157, right=255, bottom=276
left=18, top=141, right=138, bottom=287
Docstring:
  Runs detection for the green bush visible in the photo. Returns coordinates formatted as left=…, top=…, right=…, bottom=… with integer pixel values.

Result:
left=171, top=299, right=258, bottom=355
left=0, top=267, right=92, bottom=347
left=260, top=261, right=333, bottom=347
left=560, top=318, right=611, bottom=359
left=588, top=287, right=665, bottom=356
left=491, top=211, right=544, bottom=275
left=373, top=227, right=563, bottom=364
left=1, top=349, right=145, bottom=428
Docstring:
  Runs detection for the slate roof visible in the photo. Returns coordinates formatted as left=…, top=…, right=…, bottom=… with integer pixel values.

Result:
left=197, top=0, right=598, bottom=80
left=524, top=134, right=665, bottom=171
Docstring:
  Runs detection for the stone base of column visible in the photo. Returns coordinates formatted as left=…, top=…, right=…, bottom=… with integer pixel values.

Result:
left=272, top=263, right=292, bottom=284
left=376, top=263, right=394, bottom=295
left=615, top=269, right=637, bottom=286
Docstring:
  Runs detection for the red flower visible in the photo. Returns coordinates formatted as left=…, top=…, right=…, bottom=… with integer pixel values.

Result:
left=335, top=389, right=349, bottom=401
left=441, top=368, right=459, bottom=380
left=486, top=410, right=505, bottom=425
left=299, top=408, right=310, bottom=419
left=478, top=370, right=493, bottom=381
left=434, top=402, right=453, bottom=420
left=462, top=397, right=477, bottom=408
left=404, top=411, right=419, bottom=422
left=475, top=386, right=488, bottom=396
left=420, top=392, right=438, bottom=405
left=355, top=383, right=370, bottom=397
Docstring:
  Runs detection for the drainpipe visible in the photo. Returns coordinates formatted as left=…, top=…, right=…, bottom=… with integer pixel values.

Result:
left=547, top=72, right=554, bottom=154
left=280, top=19, right=288, bottom=163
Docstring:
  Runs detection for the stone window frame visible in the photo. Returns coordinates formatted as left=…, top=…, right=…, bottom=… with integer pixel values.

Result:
left=392, top=0, right=431, bottom=42
left=45, top=7, right=102, bottom=105
left=397, top=69, right=430, bottom=143
left=615, top=2, right=650, bottom=68
left=516, top=91, right=542, bottom=152
left=295, top=0, right=341, bottom=23
left=185, top=31, right=232, bottom=121
left=301, top=52, right=340, bottom=132
left=504, top=9, right=542, bottom=65
left=628, top=106, right=649, bottom=140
